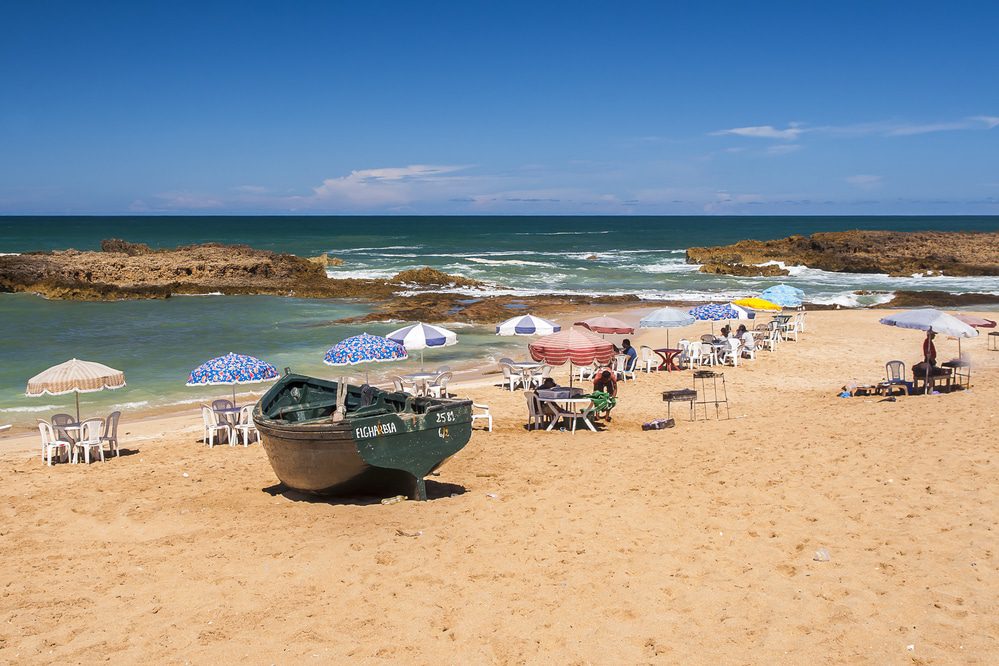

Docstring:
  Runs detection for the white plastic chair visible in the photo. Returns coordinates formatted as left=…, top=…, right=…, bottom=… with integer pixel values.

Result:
left=201, top=405, right=231, bottom=448
left=613, top=354, right=635, bottom=381
left=37, top=421, right=70, bottom=466
left=500, top=364, right=524, bottom=391
left=721, top=338, right=741, bottom=367
left=73, top=419, right=105, bottom=464
left=638, top=346, right=657, bottom=373
left=683, top=341, right=702, bottom=369
left=234, top=405, right=258, bottom=446
left=530, top=364, right=553, bottom=388
left=576, top=362, right=599, bottom=382
left=427, top=372, right=452, bottom=398
left=700, top=343, right=717, bottom=366
left=472, top=403, right=493, bottom=431
left=740, top=332, right=757, bottom=360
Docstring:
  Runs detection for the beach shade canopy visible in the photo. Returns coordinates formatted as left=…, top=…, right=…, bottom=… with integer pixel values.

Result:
left=639, top=307, right=695, bottom=347
left=688, top=303, right=754, bottom=321
left=386, top=322, right=458, bottom=369
left=324, top=333, right=407, bottom=366
left=496, top=314, right=561, bottom=336
left=731, top=297, right=783, bottom=312
left=760, top=284, right=804, bottom=308
left=574, top=315, right=635, bottom=334
left=186, top=352, right=279, bottom=402
left=952, top=314, right=996, bottom=329
left=26, top=358, right=126, bottom=422
left=878, top=309, right=978, bottom=339
left=528, top=328, right=615, bottom=367
left=323, top=333, right=407, bottom=383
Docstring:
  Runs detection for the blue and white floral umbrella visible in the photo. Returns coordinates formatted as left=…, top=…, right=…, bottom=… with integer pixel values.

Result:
left=688, top=303, right=754, bottom=335
left=186, top=352, right=279, bottom=402
left=324, top=333, right=407, bottom=383
left=386, top=322, right=457, bottom=369
left=496, top=314, right=561, bottom=336
left=761, top=285, right=804, bottom=309
left=689, top=303, right=754, bottom=321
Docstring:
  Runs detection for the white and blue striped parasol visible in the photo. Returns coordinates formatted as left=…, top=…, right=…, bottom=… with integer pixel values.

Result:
left=496, top=314, right=561, bottom=336
left=386, top=322, right=457, bottom=369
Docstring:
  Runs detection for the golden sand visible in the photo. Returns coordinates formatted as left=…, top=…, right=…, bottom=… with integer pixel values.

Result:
left=1, top=309, right=997, bottom=663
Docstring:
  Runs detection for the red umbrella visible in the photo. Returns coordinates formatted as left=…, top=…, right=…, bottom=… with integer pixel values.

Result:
left=573, top=316, right=635, bottom=335
left=529, top=329, right=615, bottom=387
left=953, top=314, right=996, bottom=328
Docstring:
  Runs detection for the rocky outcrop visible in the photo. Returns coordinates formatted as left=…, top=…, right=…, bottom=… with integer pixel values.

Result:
left=698, top=262, right=789, bottom=277
left=390, top=267, right=482, bottom=289
left=687, top=230, right=999, bottom=277
left=887, top=291, right=999, bottom=307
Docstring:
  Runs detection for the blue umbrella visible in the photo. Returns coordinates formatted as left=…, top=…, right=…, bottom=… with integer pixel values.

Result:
left=639, top=307, right=695, bottom=347
left=496, top=314, right=561, bottom=336
left=186, top=352, right=279, bottom=402
left=761, top=285, right=804, bottom=308
left=324, top=333, right=407, bottom=383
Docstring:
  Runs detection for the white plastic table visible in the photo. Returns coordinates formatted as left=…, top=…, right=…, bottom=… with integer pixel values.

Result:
left=538, top=397, right=596, bottom=432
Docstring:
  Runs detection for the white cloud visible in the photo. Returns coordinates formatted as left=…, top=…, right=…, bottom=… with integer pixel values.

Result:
left=766, top=144, right=802, bottom=156
left=845, top=174, right=882, bottom=189
left=711, top=124, right=804, bottom=140
left=306, top=164, right=472, bottom=207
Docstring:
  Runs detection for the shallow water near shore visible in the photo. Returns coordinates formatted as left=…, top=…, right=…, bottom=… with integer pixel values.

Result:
left=0, top=293, right=523, bottom=425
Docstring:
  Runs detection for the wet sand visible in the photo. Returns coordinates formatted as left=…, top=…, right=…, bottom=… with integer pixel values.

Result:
left=1, top=309, right=997, bottom=663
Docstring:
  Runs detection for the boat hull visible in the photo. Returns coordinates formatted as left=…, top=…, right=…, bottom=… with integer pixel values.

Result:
left=254, top=375, right=472, bottom=499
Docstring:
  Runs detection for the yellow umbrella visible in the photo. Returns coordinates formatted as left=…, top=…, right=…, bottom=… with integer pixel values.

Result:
left=732, top=297, right=782, bottom=312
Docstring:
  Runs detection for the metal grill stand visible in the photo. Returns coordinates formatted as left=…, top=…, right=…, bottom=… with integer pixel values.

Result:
left=692, top=370, right=730, bottom=420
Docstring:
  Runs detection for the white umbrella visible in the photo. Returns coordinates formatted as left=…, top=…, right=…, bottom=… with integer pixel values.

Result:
left=496, top=314, right=561, bottom=336
left=879, top=309, right=978, bottom=385
left=386, top=322, right=458, bottom=370
left=26, top=358, right=127, bottom=422
left=640, top=307, right=695, bottom=347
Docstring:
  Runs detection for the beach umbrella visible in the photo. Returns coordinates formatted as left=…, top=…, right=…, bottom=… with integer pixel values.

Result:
left=26, top=358, right=126, bottom=423
left=760, top=285, right=804, bottom=309
left=639, top=307, right=695, bottom=347
left=496, top=314, right=561, bottom=336
left=879, top=309, right=978, bottom=384
left=688, top=303, right=753, bottom=335
left=323, top=333, right=407, bottom=383
left=186, top=352, right=279, bottom=403
left=952, top=314, right=996, bottom=329
left=732, top=297, right=783, bottom=313
left=528, top=328, right=615, bottom=387
left=574, top=315, right=635, bottom=335
left=386, top=322, right=457, bottom=370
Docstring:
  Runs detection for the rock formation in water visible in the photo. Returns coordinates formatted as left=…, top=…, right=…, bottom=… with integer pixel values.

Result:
left=0, top=240, right=483, bottom=301
left=687, top=230, right=999, bottom=277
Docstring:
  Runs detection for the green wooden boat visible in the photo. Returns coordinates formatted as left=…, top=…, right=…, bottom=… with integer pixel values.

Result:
left=253, top=373, right=473, bottom=500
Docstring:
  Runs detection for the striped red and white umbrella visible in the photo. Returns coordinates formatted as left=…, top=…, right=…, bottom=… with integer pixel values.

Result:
left=528, top=328, right=615, bottom=367
left=574, top=315, right=635, bottom=335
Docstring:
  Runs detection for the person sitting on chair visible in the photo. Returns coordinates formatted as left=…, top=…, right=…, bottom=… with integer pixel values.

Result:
left=736, top=324, right=748, bottom=337
left=620, top=338, right=638, bottom=370
left=720, top=325, right=731, bottom=339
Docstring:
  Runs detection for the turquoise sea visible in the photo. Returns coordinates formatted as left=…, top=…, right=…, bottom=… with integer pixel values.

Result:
left=1, top=215, right=997, bottom=424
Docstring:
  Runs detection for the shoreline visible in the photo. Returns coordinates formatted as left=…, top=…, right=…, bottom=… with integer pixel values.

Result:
left=4, top=305, right=996, bottom=447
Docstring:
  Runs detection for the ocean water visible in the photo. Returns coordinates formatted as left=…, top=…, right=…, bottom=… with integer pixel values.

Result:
left=1, top=215, right=997, bottom=424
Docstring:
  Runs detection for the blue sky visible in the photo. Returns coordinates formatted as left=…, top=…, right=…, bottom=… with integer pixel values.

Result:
left=2, top=1, right=997, bottom=215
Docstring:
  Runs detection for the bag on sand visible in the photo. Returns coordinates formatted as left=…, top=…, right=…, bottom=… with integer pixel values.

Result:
left=642, top=418, right=675, bottom=431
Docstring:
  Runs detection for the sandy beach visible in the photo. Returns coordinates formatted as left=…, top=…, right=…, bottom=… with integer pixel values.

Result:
left=2, top=308, right=997, bottom=664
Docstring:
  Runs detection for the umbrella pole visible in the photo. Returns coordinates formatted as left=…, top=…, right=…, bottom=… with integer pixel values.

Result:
left=75, top=391, right=80, bottom=423
left=232, top=385, right=237, bottom=405
left=420, top=350, right=425, bottom=371
left=569, top=362, right=574, bottom=388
